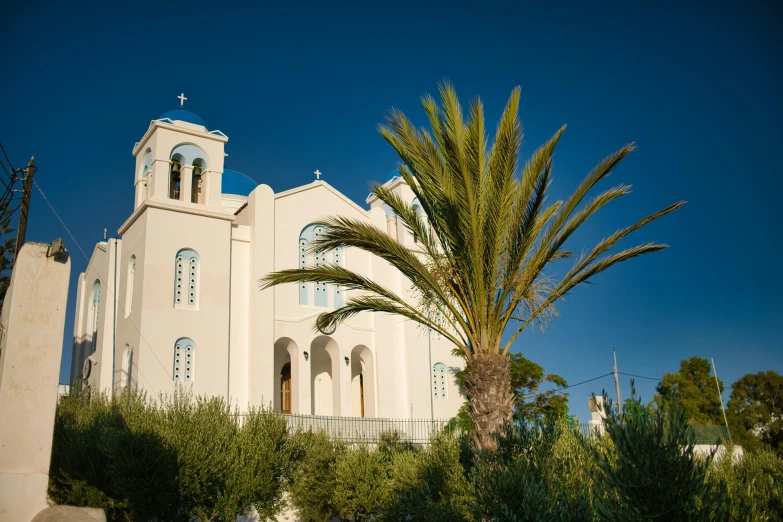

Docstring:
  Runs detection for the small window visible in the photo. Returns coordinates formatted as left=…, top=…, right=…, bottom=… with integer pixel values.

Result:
left=432, top=362, right=448, bottom=399
left=173, top=338, right=195, bottom=383
left=121, top=344, right=133, bottom=391
left=174, top=249, right=199, bottom=308
left=90, top=281, right=101, bottom=354
left=125, top=255, right=136, bottom=317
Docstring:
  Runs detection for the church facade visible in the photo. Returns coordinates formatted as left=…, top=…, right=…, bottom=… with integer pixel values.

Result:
left=70, top=104, right=464, bottom=420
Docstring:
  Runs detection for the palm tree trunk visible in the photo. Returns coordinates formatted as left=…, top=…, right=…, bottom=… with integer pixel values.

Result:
left=463, top=352, right=515, bottom=451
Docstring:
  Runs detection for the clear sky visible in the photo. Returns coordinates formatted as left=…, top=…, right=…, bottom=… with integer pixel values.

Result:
left=2, top=1, right=781, bottom=423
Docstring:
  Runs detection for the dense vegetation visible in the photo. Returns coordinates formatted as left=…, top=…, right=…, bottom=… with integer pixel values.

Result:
left=50, top=390, right=782, bottom=521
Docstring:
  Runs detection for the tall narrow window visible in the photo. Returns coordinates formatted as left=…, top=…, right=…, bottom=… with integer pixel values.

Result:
left=90, top=281, right=101, bottom=354
left=125, top=255, right=136, bottom=317
left=174, top=249, right=199, bottom=308
left=333, top=246, right=345, bottom=307
left=432, top=363, right=448, bottom=399
left=169, top=159, right=182, bottom=200
left=173, top=338, right=195, bottom=383
left=299, top=224, right=329, bottom=307
left=121, top=344, right=133, bottom=391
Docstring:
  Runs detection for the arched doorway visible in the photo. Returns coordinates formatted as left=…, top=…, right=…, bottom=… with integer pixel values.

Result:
left=280, top=363, right=292, bottom=414
left=351, top=345, right=375, bottom=418
left=274, top=338, right=298, bottom=413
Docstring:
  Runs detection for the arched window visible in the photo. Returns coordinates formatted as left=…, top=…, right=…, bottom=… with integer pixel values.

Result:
left=299, top=224, right=328, bottom=307
left=191, top=159, right=205, bottom=204
left=90, top=281, right=101, bottom=354
left=125, top=255, right=136, bottom=317
left=121, top=344, right=133, bottom=391
left=174, top=249, right=200, bottom=308
left=432, top=362, right=448, bottom=399
left=169, top=159, right=182, bottom=200
left=173, top=338, right=195, bottom=383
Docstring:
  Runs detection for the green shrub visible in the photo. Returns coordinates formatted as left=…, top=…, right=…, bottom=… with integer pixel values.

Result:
left=585, top=391, right=722, bottom=521
left=333, top=444, right=391, bottom=521
left=708, top=448, right=783, bottom=521
left=470, top=421, right=595, bottom=522
left=286, top=430, right=343, bottom=521
left=49, top=391, right=180, bottom=521
left=381, top=432, right=474, bottom=522
left=49, top=389, right=290, bottom=522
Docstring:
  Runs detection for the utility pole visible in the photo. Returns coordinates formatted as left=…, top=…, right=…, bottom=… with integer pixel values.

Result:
left=13, top=157, right=34, bottom=265
left=613, top=349, right=623, bottom=417
left=711, top=358, right=732, bottom=442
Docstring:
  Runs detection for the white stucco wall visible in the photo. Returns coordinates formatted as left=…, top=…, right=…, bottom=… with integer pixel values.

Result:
left=72, top=115, right=465, bottom=425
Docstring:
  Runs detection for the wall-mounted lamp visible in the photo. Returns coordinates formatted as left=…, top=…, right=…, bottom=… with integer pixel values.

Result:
left=344, top=356, right=350, bottom=366
left=303, top=351, right=309, bottom=361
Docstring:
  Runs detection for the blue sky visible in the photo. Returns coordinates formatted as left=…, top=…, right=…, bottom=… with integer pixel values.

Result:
left=2, top=1, right=781, bottom=422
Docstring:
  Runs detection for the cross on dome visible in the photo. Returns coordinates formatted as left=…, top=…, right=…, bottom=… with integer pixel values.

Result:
left=178, top=93, right=187, bottom=106
left=314, top=169, right=322, bottom=180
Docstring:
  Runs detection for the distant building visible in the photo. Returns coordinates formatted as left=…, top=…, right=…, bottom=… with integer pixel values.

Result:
left=70, top=101, right=463, bottom=420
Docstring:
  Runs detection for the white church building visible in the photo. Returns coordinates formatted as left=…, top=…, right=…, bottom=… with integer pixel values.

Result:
left=70, top=100, right=464, bottom=421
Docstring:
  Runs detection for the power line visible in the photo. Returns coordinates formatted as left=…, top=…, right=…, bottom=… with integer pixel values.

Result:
left=522, top=372, right=614, bottom=398
left=33, top=179, right=89, bottom=261
left=618, top=372, right=660, bottom=381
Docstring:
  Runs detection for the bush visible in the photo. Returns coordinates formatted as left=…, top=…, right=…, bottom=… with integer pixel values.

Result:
left=708, top=448, right=783, bottom=521
left=470, top=421, right=595, bottom=522
left=381, top=432, right=474, bottom=522
left=333, top=444, right=391, bottom=521
left=286, top=430, right=343, bottom=521
left=49, top=389, right=291, bottom=522
left=585, top=391, right=722, bottom=521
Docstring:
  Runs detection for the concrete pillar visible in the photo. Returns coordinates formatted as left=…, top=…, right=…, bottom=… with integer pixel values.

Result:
left=0, top=242, right=71, bottom=522
left=180, top=165, right=193, bottom=203
left=298, top=351, right=311, bottom=415
left=338, top=348, right=352, bottom=417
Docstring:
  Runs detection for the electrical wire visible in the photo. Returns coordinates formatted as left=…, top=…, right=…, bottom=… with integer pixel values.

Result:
left=618, top=372, right=660, bottom=381
left=521, top=372, right=614, bottom=398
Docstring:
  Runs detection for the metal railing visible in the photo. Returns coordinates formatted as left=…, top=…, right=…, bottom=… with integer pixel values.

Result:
left=258, top=413, right=452, bottom=444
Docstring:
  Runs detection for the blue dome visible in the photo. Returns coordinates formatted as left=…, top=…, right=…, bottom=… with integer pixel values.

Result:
left=222, top=168, right=257, bottom=196
left=157, top=108, right=207, bottom=127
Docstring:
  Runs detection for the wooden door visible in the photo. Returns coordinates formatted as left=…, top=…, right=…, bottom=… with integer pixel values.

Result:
left=359, top=373, right=365, bottom=418
left=281, top=363, right=292, bottom=414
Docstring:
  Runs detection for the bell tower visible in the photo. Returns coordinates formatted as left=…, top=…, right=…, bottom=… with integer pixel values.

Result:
left=131, top=95, right=227, bottom=211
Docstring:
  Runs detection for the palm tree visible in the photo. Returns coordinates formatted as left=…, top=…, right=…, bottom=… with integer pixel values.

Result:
left=261, top=83, right=684, bottom=450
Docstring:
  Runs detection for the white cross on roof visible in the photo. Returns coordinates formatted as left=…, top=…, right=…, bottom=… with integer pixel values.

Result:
left=178, top=93, right=187, bottom=106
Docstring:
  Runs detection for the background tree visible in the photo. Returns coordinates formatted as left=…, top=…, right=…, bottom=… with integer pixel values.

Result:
left=655, top=356, right=723, bottom=425
left=727, top=371, right=783, bottom=455
left=262, top=82, right=684, bottom=450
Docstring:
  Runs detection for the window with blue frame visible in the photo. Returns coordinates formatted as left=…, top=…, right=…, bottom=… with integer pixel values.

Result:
left=299, top=224, right=330, bottom=307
